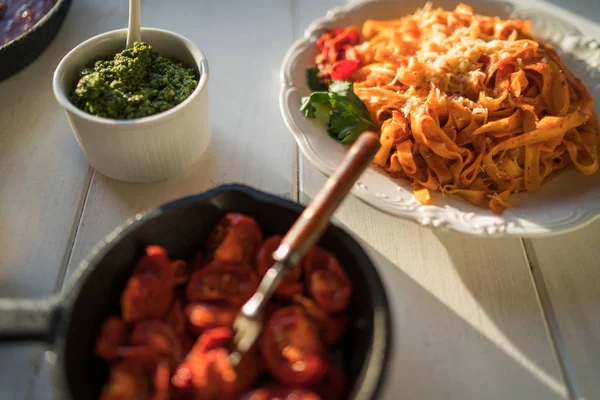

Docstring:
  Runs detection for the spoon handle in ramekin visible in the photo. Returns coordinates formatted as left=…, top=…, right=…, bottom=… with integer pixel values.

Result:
left=126, top=0, right=142, bottom=48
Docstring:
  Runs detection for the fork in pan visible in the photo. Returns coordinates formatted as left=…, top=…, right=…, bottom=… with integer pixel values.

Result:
left=228, top=131, right=381, bottom=365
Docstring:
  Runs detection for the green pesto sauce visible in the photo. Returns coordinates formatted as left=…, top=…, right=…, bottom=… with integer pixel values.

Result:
left=69, top=42, right=198, bottom=120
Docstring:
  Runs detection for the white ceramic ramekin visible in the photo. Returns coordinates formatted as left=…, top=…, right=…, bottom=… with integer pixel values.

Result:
left=53, top=28, right=210, bottom=183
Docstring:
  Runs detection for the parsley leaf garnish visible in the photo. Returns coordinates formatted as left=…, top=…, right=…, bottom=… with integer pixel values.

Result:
left=300, top=80, right=379, bottom=144
left=306, top=67, right=326, bottom=91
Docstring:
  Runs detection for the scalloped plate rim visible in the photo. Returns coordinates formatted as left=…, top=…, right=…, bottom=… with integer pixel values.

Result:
left=279, top=0, right=600, bottom=237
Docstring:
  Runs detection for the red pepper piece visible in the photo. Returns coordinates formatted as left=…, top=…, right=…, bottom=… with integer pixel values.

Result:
left=330, top=59, right=360, bottom=81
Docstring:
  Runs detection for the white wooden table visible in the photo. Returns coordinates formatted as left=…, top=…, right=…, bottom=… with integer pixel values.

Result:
left=0, top=1, right=598, bottom=399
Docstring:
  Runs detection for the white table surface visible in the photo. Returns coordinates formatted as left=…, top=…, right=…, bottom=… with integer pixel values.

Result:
left=0, top=0, right=599, bottom=399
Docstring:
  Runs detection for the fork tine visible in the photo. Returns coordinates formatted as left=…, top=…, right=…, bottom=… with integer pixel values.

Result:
left=229, top=322, right=244, bottom=366
left=233, top=324, right=244, bottom=345
left=228, top=347, right=242, bottom=366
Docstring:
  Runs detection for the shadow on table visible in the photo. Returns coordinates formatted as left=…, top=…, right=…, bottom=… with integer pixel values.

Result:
left=427, top=230, right=566, bottom=397
left=361, top=241, right=565, bottom=399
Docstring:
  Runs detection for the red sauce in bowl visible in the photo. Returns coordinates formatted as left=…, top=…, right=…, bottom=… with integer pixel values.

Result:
left=0, top=0, right=56, bottom=45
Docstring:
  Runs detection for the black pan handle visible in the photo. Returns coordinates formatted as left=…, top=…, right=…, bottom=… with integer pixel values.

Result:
left=0, top=298, right=60, bottom=342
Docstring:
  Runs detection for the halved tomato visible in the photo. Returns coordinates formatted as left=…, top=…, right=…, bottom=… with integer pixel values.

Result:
left=145, top=244, right=169, bottom=258
left=292, top=295, right=349, bottom=345
left=121, top=246, right=176, bottom=322
left=121, top=271, right=173, bottom=323
left=257, top=235, right=303, bottom=300
left=99, top=361, right=151, bottom=400
left=152, top=360, right=171, bottom=400
left=117, top=345, right=163, bottom=374
left=291, top=295, right=329, bottom=325
left=95, top=317, right=127, bottom=362
left=191, top=326, right=233, bottom=356
left=170, top=364, right=194, bottom=399
left=185, top=303, right=237, bottom=333
left=182, top=251, right=206, bottom=287
left=173, top=327, right=260, bottom=400
left=260, top=306, right=328, bottom=386
left=186, top=261, right=258, bottom=306
left=139, top=245, right=191, bottom=287
left=206, top=213, right=263, bottom=266
left=129, top=320, right=182, bottom=363
left=204, top=349, right=238, bottom=399
left=303, top=247, right=352, bottom=313
left=171, top=259, right=190, bottom=286
left=134, top=246, right=174, bottom=282
left=241, top=386, right=322, bottom=400
left=172, top=328, right=232, bottom=399
left=164, top=296, right=187, bottom=336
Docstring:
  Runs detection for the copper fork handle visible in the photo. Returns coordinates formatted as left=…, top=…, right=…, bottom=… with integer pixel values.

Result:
left=230, top=132, right=380, bottom=363
left=273, top=131, right=380, bottom=265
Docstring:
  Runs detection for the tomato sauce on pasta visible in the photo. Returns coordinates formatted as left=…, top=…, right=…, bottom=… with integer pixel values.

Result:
left=313, top=3, right=599, bottom=213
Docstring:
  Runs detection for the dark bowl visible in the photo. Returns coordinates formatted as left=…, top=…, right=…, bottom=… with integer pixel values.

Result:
left=0, top=184, right=392, bottom=399
left=0, top=0, right=72, bottom=82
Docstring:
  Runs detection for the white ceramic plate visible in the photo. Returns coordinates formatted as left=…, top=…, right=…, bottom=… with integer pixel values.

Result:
left=280, top=0, right=600, bottom=237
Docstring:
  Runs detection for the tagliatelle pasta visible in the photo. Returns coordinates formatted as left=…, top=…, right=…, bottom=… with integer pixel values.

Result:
left=313, top=3, right=599, bottom=214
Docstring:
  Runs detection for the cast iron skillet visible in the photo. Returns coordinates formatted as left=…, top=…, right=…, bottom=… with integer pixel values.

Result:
left=0, top=0, right=73, bottom=82
left=0, top=184, right=392, bottom=400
